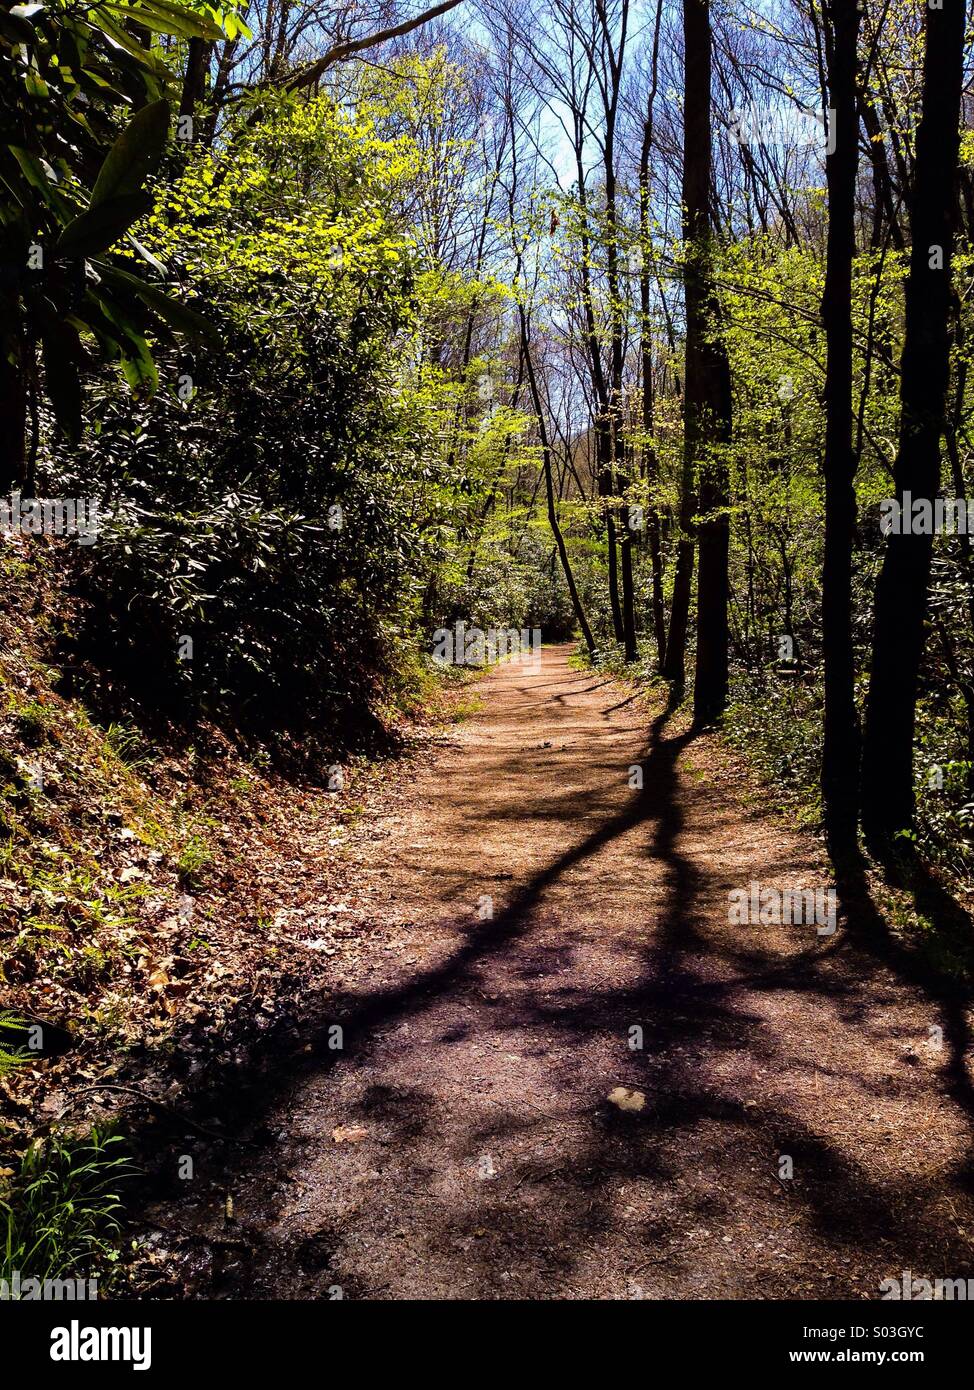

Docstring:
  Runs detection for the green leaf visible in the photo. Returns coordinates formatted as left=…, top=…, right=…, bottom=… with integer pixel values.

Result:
left=125, top=230, right=168, bottom=278
left=90, top=10, right=173, bottom=74
left=23, top=68, right=49, bottom=97
left=56, top=191, right=153, bottom=257
left=9, top=145, right=53, bottom=192
left=90, top=99, right=170, bottom=209
left=8, top=146, right=73, bottom=217
left=118, top=334, right=158, bottom=394
left=91, top=289, right=158, bottom=394
left=96, top=263, right=220, bottom=341
left=104, top=0, right=223, bottom=39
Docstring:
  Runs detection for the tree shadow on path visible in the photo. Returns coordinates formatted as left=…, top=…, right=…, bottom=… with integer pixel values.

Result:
left=136, top=678, right=974, bottom=1296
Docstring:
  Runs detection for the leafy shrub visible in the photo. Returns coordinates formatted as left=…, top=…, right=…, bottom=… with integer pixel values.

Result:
left=724, top=672, right=824, bottom=822
left=43, top=98, right=447, bottom=756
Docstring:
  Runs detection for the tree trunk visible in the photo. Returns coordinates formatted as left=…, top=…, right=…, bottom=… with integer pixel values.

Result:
left=692, top=339, right=733, bottom=725
left=820, top=0, right=863, bottom=856
left=0, top=297, right=27, bottom=491
left=602, top=454, right=626, bottom=645
left=571, top=126, right=624, bottom=648
left=605, top=125, right=637, bottom=662
left=179, top=38, right=213, bottom=124
left=641, top=335, right=667, bottom=664
left=639, top=0, right=667, bottom=665
left=520, top=308, right=596, bottom=657
left=663, top=530, right=694, bottom=687
left=860, top=0, right=967, bottom=845
left=671, top=0, right=733, bottom=721
left=619, top=517, right=638, bottom=661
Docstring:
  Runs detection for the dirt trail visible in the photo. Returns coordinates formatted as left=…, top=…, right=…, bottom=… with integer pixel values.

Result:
left=158, top=646, right=974, bottom=1300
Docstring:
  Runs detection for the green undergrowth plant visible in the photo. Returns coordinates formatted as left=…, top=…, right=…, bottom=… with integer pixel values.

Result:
left=1, top=1128, right=135, bottom=1288
left=0, top=1012, right=28, bottom=1077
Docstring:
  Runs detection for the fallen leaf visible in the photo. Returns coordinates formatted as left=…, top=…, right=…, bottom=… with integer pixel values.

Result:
left=608, top=1086, right=646, bottom=1112
left=332, top=1125, right=368, bottom=1144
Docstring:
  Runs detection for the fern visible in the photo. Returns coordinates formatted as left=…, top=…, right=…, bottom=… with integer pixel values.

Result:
left=0, top=1011, right=28, bottom=1076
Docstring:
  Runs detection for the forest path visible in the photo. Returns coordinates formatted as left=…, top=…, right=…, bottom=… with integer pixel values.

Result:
left=166, top=646, right=974, bottom=1299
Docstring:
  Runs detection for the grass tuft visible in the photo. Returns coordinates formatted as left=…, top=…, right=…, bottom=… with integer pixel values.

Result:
left=1, top=1127, right=135, bottom=1289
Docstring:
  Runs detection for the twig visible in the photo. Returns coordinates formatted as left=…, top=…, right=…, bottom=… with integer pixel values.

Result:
left=510, top=1165, right=564, bottom=1192
left=56, top=1083, right=258, bottom=1146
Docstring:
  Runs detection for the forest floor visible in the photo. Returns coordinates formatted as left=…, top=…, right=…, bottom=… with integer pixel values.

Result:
left=135, top=645, right=974, bottom=1300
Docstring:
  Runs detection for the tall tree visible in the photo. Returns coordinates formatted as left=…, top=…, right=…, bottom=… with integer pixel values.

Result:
left=597, top=0, right=639, bottom=662
left=668, top=0, right=733, bottom=718
left=860, top=0, right=968, bottom=846
left=819, top=0, right=863, bottom=855
left=637, top=0, right=668, bottom=665
left=520, top=305, right=598, bottom=659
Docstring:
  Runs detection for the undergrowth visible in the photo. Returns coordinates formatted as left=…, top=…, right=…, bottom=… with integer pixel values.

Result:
left=0, top=1128, right=134, bottom=1289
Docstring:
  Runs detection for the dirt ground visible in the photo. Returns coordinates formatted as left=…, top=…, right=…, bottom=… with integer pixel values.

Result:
left=142, top=646, right=974, bottom=1300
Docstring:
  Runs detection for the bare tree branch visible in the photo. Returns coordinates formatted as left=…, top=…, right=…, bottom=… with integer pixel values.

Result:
left=283, top=0, right=468, bottom=93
